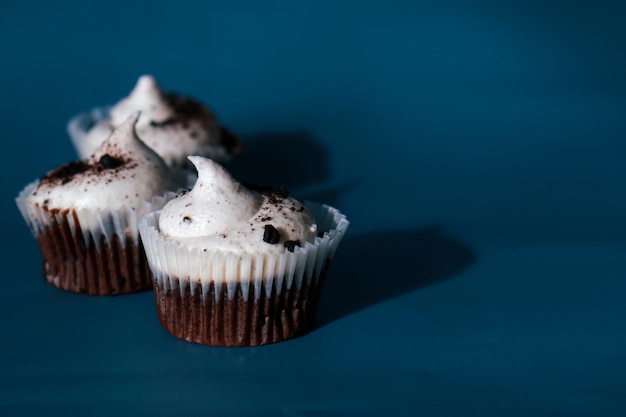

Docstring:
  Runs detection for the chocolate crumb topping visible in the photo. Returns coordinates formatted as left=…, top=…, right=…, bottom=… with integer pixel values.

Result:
left=160, top=92, right=220, bottom=132
left=263, top=224, right=280, bottom=244
left=243, top=183, right=289, bottom=200
left=41, top=161, right=89, bottom=184
left=98, top=154, right=125, bottom=170
left=176, top=189, right=190, bottom=198
left=39, top=152, right=130, bottom=188
left=164, top=93, right=206, bottom=118
left=283, top=240, right=301, bottom=252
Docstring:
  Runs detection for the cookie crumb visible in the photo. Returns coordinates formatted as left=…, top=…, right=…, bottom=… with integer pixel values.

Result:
left=284, top=240, right=301, bottom=252
left=98, top=154, right=125, bottom=169
left=41, top=161, right=89, bottom=184
left=263, top=224, right=280, bottom=244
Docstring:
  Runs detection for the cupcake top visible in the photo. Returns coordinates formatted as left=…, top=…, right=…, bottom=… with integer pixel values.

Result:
left=79, top=75, right=240, bottom=166
left=29, top=113, right=173, bottom=212
left=158, top=156, right=317, bottom=254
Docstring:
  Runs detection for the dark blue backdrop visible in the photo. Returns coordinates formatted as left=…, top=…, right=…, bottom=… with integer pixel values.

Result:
left=1, top=1, right=625, bottom=416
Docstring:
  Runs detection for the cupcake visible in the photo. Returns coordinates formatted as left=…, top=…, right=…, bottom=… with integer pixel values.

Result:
left=67, top=75, right=241, bottom=171
left=16, top=113, right=176, bottom=295
left=139, top=156, right=349, bottom=346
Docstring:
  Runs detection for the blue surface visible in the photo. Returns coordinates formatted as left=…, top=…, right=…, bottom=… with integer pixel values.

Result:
left=1, top=1, right=626, bottom=415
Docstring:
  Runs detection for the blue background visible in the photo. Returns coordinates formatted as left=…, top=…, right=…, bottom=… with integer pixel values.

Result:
left=1, top=0, right=625, bottom=415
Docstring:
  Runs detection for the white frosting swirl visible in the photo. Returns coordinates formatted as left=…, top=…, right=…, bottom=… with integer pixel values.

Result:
left=28, top=113, right=173, bottom=212
left=79, top=75, right=238, bottom=166
left=159, top=156, right=317, bottom=254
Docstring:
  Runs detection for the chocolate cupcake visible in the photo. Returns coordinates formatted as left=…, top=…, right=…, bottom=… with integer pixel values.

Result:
left=139, top=156, right=349, bottom=346
left=67, top=75, right=241, bottom=172
left=16, top=113, right=176, bottom=295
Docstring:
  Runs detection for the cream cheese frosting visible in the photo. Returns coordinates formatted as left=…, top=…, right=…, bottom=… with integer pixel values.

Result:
left=28, top=113, right=173, bottom=214
left=78, top=75, right=240, bottom=166
left=158, top=156, right=317, bottom=254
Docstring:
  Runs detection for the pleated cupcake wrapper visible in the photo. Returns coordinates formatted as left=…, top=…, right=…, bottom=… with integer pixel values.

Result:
left=139, top=202, right=348, bottom=345
left=16, top=181, right=177, bottom=250
left=152, top=271, right=326, bottom=346
left=15, top=181, right=177, bottom=294
left=139, top=202, right=349, bottom=302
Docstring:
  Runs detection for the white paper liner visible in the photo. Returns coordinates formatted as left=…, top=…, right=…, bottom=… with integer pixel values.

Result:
left=139, top=202, right=349, bottom=302
left=16, top=180, right=177, bottom=251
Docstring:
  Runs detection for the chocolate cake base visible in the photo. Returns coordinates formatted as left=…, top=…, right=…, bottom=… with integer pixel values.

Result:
left=154, top=273, right=327, bottom=347
left=36, top=210, right=152, bottom=295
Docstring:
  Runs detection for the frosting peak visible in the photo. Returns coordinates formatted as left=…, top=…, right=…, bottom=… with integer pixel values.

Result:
left=189, top=156, right=250, bottom=197
left=158, top=157, right=317, bottom=253
left=90, top=112, right=167, bottom=172
left=110, top=76, right=169, bottom=126
left=133, top=75, right=161, bottom=97
left=160, top=157, right=261, bottom=239
left=75, top=75, right=240, bottom=167
left=30, top=114, right=172, bottom=214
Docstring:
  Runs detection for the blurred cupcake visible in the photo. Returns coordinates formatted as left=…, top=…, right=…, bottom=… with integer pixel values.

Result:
left=139, top=156, right=349, bottom=346
left=16, top=113, right=176, bottom=295
left=67, top=75, right=241, bottom=174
